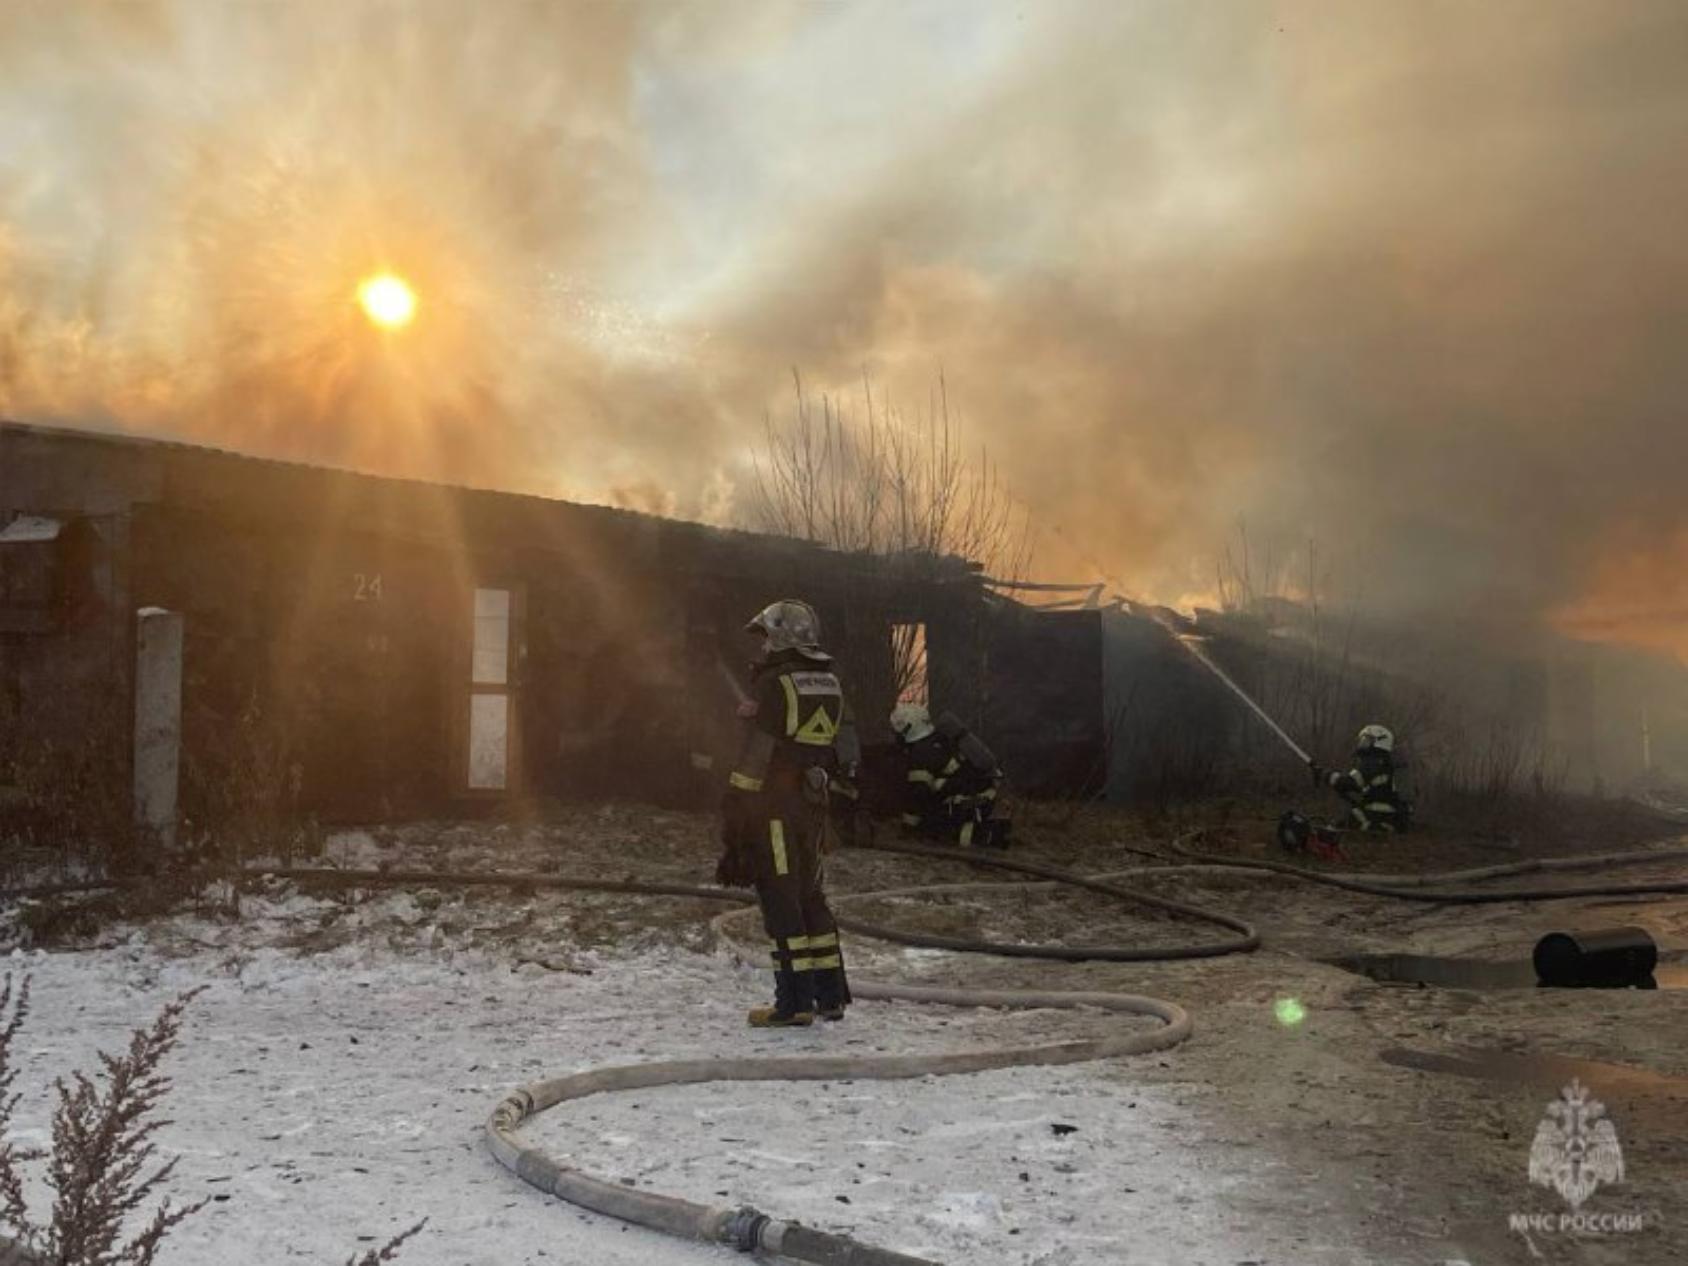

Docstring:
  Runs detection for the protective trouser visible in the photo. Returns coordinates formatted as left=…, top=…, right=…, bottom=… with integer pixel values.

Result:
left=1345, top=797, right=1410, bottom=833
left=901, top=797, right=1009, bottom=848
left=1329, top=757, right=1410, bottom=834
left=752, top=798, right=849, bottom=1018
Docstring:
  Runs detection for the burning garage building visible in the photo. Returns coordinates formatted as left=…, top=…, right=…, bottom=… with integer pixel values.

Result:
left=0, top=421, right=1106, bottom=836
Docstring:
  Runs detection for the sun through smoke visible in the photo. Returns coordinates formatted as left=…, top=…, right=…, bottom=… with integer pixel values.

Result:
left=358, top=273, right=417, bottom=330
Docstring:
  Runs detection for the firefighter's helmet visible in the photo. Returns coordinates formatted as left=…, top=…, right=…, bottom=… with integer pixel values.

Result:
left=1356, top=724, right=1395, bottom=753
left=744, top=599, right=828, bottom=661
left=889, top=702, right=935, bottom=744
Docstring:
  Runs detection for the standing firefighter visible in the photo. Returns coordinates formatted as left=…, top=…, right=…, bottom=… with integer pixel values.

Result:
left=716, top=600, right=858, bottom=1027
left=889, top=703, right=1010, bottom=848
left=1312, top=724, right=1412, bottom=833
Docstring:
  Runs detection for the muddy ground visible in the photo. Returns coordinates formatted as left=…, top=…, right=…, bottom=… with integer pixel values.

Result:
left=825, top=799, right=1688, bottom=1266
left=12, top=795, right=1687, bottom=1264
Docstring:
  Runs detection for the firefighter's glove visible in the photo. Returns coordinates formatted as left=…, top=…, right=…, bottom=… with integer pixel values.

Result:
left=714, top=847, right=751, bottom=889
left=716, top=788, right=755, bottom=887
left=720, top=787, right=753, bottom=845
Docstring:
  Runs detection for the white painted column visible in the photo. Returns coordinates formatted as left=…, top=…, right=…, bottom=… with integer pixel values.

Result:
left=134, top=607, right=183, bottom=850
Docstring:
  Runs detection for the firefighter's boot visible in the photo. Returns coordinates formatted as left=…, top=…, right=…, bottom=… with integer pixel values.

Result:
left=748, top=968, right=815, bottom=1028
left=813, top=959, right=852, bottom=1022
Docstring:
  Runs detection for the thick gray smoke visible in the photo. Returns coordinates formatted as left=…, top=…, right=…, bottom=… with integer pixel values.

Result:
left=2, top=1, right=1685, bottom=656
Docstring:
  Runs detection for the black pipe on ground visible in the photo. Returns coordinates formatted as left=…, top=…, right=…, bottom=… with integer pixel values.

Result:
left=1533, top=927, right=1659, bottom=988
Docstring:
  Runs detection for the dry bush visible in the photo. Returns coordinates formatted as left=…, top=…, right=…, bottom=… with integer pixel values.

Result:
left=0, top=680, right=314, bottom=892
left=1206, top=526, right=1573, bottom=820
left=343, top=1222, right=426, bottom=1266
left=180, top=691, right=320, bottom=872
left=752, top=372, right=1030, bottom=584
left=0, top=709, right=131, bottom=883
left=0, top=980, right=423, bottom=1265
left=0, top=978, right=204, bottom=1265
left=751, top=372, right=1032, bottom=727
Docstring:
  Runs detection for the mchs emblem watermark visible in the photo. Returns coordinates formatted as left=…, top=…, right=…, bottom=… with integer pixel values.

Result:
left=1509, top=1080, right=1645, bottom=1236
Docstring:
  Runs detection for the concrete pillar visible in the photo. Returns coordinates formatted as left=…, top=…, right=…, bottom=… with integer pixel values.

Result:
left=133, top=607, right=183, bottom=850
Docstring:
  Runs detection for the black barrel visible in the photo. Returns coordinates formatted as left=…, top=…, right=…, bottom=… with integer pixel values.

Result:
left=1533, top=927, right=1658, bottom=988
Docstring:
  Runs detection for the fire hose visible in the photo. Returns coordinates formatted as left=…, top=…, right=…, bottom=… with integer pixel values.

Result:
left=13, top=837, right=1687, bottom=1262
left=486, top=980, right=1188, bottom=1266
left=258, top=842, right=1248, bottom=1265
left=1168, top=836, right=1688, bottom=903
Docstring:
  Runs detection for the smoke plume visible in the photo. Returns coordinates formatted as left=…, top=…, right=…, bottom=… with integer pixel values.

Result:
left=2, top=1, right=1685, bottom=657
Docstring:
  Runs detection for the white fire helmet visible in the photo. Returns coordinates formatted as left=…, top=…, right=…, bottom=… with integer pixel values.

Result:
left=744, top=599, right=827, bottom=660
left=889, top=702, right=935, bottom=744
left=1356, top=724, right=1395, bottom=753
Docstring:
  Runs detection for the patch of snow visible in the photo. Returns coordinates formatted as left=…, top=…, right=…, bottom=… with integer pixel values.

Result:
left=5, top=936, right=1368, bottom=1266
left=323, top=830, right=388, bottom=869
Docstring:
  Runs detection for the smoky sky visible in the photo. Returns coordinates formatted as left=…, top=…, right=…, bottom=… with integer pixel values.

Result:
left=2, top=1, right=1685, bottom=655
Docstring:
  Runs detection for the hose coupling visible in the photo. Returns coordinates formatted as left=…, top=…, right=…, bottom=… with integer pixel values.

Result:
left=490, top=1090, right=534, bottom=1131
left=722, top=1206, right=771, bottom=1252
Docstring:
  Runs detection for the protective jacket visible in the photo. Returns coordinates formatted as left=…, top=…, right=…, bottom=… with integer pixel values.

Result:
left=1327, top=747, right=1411, bottom=832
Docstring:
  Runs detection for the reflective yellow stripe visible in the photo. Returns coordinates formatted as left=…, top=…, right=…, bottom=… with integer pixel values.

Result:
left=809, top=953, right=841, bottom=970
left=770, top=820, right=789, bottom=876
left=978, top=787, right=998, bottom=801
left=901, top=813, right=920, bottom=826
left=794, top=704, right=838, bottom=746
left=807, top=932, right=838, bottom=949
left=908, top=769, right=937, bottom=784
left=959, top=821, right=975, bottom=846
left=831, top=782, right=859, bottom=800
left=780, top=675, right=800, bottom=737
left=729, top=771, right=764, bottom=792
left=790, top=956, right=817, bottom=971
left=942, top=758, right=962, bottom=776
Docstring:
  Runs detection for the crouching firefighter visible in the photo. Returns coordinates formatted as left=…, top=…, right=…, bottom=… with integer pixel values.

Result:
left=889, top=703, right=1010, bottom=848
left=715, top=599, right=858, bottom=1028
left=1311, top=724, right=1412, bottom=833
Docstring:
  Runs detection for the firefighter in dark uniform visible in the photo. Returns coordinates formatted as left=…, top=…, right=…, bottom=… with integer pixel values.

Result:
left=889, top=702, right=1009, bottom=847
left=716, top=599, right=859, bottom=1027
left=1312, top=723, right=1412, bottom=833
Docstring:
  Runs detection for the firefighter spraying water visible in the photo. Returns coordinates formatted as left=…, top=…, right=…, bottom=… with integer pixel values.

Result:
left=1151, top=612, right=1412, bottom=848
left=1311, top=724, right=1413, bottom=833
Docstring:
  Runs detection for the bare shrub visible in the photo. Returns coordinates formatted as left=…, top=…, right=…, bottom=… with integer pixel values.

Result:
left=1205, top=524, right=1575, bottom=820
left=750, top=372, right=1031, bottom=728
left=0, top=981, right=421, bottom=1265
left=343, top=1222, right=426, bottom=1266
left=0, top=710, right=131, bottom=883
left=181, top=690, right=319, bottom=872
left=0, top=978, right=204, bottom=1265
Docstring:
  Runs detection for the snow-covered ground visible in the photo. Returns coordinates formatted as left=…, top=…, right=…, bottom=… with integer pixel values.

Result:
left=5, top=874, right=1370, bottom=1265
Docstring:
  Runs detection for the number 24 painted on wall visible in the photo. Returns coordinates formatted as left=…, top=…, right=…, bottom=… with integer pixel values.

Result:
left=353, top=573, right=384, bottom=601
